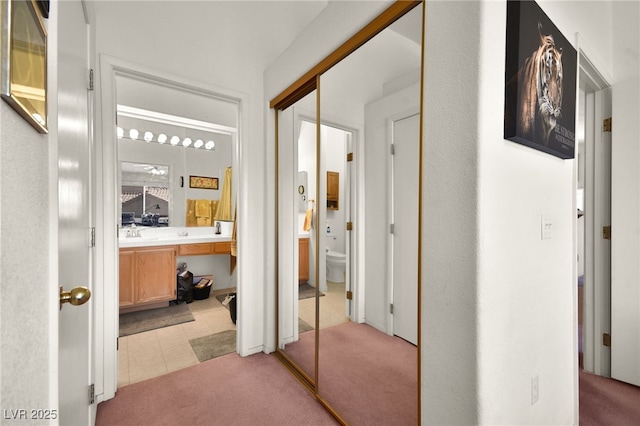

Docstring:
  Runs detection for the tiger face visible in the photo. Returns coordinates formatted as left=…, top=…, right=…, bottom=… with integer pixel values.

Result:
left=516, top=23, right=565, bottom=145
left=536, top=32, right=563, bottom=142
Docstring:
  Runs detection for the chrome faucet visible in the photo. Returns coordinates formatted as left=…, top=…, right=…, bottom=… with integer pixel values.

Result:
left=126, top=226, right=141, bottom=238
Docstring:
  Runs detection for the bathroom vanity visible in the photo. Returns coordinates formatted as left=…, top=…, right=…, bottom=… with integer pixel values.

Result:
left=119, top=227, right=233, bottom=312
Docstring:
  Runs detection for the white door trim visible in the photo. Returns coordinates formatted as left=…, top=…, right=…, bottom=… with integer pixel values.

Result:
left=576, top=36, right=611, bottom=381
left=95, top=54, right=249, bottom=401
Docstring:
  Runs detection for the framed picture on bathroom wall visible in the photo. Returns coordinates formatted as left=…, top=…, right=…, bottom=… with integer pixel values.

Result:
left=503, top=0, right=577, bottom=159
left=189, top=175, right=218, bottom=190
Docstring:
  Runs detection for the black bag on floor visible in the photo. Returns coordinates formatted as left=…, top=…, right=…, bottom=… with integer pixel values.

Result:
left=229, top=292, right=237, bottom=324
left=176, top=271, right=194, bottom=304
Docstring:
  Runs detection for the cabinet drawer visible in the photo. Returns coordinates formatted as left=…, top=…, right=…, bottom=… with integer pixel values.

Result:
left=178, top=243, right=214, bottom=256
left=213, top=241, right=232, bottom=254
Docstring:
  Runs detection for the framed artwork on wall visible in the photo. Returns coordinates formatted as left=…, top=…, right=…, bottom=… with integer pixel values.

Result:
left=504, top=0, right=577, bottom=159
left=1, top=0, right=48, bottom=134
left=189, top=175, right=219, bottom=190
left=35, top=0, right=49, bottom=18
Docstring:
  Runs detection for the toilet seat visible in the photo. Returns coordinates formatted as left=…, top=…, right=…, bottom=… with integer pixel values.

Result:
left=326, top=250, right=346, bottom=260
left=326, top=250, right=346, bottom=283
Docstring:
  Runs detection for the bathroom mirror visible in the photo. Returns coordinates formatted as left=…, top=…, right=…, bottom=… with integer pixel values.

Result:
left=274, top=1, right=423, bottom=423
left=120, top=161, right=170, bottom=226
left=115, top=74, right=237, bottom=228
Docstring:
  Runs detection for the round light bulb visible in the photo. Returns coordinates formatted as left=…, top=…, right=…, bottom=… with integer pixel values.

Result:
left=205, top=140, right=215, bottom=150
left=143, top=131, right=154, bottom=142
left=182, top=137, right=192, bottom=147
left=194, top=139, right=204, bottom=149
left=116, top=127, right=124, bottom=138
left=170, top=136, right=180, bottom=146
left=129, top=129, right=139, bottom=140
left=157, top=134, right=167, bottom=144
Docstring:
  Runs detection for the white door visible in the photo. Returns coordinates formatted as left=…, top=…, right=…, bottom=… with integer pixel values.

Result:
left=58, top=1, right=93, bottom=424
left=392, top=114, right=419, bottom=345
left=611, top=79, right=640, bottom=386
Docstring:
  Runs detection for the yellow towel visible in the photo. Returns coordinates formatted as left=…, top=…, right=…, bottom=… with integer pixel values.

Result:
left=195, top=199, right=211, bottom=218
left=303, top=208, right=313, bottom=231
left=186, top=199, right=197, bottom=227
left=214, top=167, right=232, bottom=221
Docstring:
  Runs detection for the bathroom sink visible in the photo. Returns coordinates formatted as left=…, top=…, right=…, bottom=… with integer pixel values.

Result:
left=121, top=236, right=159, bottom=242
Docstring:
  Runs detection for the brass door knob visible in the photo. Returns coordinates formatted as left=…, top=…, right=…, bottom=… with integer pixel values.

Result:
left=59, top=286, right=91, bottom=310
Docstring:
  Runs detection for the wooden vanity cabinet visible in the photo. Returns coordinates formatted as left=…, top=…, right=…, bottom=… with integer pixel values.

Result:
left=327, top=171, right=339, bottom=210
left=119, top=245, right=177, bottom=309
left=299, top=237, right=309, bottom=283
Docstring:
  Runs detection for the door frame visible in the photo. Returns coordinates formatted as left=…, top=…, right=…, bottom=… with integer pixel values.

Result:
left=575, top=35, right=612, bottom=381
left=94, top=55, right=248, bottom=402
left=294, top=111, right=363, bottom=323
left=318, top=116, right=362, bottom=323
left=386, top=108, right=420, bottom=337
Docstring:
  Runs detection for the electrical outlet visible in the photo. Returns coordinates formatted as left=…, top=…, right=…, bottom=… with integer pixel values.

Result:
left=531, top=374, right=539, bottom=405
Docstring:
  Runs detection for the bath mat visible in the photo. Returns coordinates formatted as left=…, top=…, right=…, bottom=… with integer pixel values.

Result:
left=119, top=303, right=194, bottom=337
left=299, top=318, right=314, bottom=333
left=298, top=283, right=324, bottom=300
left=190, top=330, right=236, bottom=362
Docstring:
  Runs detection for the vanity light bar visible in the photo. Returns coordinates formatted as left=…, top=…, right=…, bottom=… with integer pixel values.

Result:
left=116, top=126, right=216, bottom=150
left=116, top=104, right=236, bottom=135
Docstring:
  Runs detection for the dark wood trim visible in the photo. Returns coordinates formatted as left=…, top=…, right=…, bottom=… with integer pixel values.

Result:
left=270, top=0, right=422, bottom=110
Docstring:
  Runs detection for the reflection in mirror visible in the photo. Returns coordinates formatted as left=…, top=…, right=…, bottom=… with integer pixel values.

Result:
left=273, top=2, right=423, bottom=423
left=317, top=4, right=422, bottom=424
left=120, top=162, right=170, bottom=227
left=277, top=90, right=318, bottom=384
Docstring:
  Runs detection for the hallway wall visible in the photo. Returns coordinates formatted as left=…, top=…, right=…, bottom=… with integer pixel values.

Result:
left=0, top=3, right=58, bottom=413
left=423, top=1, right=635, bottom=424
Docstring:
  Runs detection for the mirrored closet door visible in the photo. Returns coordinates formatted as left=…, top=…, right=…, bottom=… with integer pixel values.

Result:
left=273, top=1, right=424, bottom=424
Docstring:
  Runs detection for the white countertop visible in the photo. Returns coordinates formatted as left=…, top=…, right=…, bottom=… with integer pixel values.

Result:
left=119, top=226, right=232, bottom=249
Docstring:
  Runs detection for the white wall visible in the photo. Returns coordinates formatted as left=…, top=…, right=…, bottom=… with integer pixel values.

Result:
left=422, top=1, right=634, bottom=424
left=0, top=102, right=54, bottom=418
left=0, top=0, right=56, bottom=413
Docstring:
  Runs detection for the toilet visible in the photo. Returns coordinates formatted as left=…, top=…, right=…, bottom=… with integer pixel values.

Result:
left=326, top=250, right=346, bottom=283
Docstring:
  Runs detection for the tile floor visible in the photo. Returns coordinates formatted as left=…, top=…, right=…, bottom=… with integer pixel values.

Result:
left=117, top=289, right=237, bottom=388
left=299, top=280, right=350, bottom=330
left=118, top=281, right=348, bottom=388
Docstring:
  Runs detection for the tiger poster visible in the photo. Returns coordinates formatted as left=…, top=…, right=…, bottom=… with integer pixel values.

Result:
left=504, top=0, right=577, bottom=159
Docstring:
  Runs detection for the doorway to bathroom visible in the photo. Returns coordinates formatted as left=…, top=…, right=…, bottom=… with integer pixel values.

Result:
left=296, top=117, right=357, bottom=329
left=97, top=56, right=248, bottom=398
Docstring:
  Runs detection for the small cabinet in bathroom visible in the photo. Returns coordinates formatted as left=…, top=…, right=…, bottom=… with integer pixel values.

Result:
left=327, top=171, right=339, bottom=210
left=299, top=237, right=309, bottom=283
left=119, top=245, right=177, bottom=311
